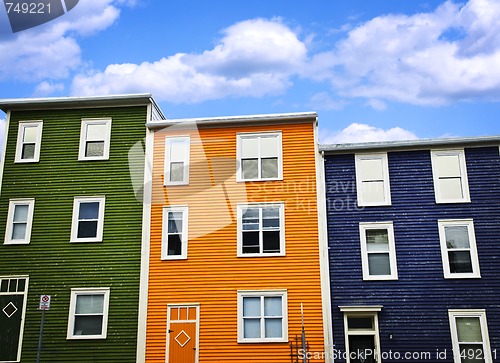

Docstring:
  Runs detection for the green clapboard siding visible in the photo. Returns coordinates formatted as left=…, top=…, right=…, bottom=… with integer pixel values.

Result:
left=0, top=106, right=148, bottom=362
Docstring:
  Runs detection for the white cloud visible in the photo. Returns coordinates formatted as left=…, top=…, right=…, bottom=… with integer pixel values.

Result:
left=324, top=0, right=500, bottom=105
left=71, top=18, right=306, bottom=102
left=308, top=92, right=346, bottom=111
left=0, top=0, right=127, bottom=81
left=34, top=81, right=65, bottom=97
left=320, top=123, right=418, bottom=144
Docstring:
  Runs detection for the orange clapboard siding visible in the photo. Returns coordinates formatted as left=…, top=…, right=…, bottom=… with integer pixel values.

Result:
left=146, top=120, right=325, bottom=362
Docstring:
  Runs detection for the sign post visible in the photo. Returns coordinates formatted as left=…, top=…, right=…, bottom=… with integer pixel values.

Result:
left=36, top=295, right=51, bottom=363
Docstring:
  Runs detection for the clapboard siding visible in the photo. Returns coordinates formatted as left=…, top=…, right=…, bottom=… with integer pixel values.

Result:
left=0, top=106, right=148, bottom=362
left=146, top=121, right=325, bottom=362
left=325, top=147, right=500, bottom=363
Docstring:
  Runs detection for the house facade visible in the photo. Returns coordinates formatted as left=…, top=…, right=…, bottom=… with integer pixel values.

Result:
left=142, top=113, right=332, bottom=363
left=0, top=94, right=163, bottom=362
left=321, top=137, right=500, bottom=363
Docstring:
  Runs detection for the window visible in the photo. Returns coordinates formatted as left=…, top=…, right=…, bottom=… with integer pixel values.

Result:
left=431, top=149, right=470, bottom=203
left=237, top=290, right=287, bottom=343
left=449, top=310, right=492, bottom=363
left=4, top=199, right=35, bottom=245
left=237, top=132, right=282, bottom=181
left=162, top=206, right=188, bottom=260
left=71, top=197, right=105, bottom=243
left=15, top=121, right=43, bottom=163
left=237, top=203, right=285, bottom=257
left=164, top=136, right=190, bottom=185
left=355, top=153, right=391, bottom=206
left=438, top=219, right=480, bottom=278
left=67, top=288, right=110, bottom=339
left=340, top=306, right=382, bottom=363
left=78, top=119, right=112, bottom=161
left=359, top=222, right=398, bottom=280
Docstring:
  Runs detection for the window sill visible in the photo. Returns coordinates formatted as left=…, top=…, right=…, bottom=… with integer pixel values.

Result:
left=70, top=239, right=103, bottom=243
left=78, top=157, right=109, bottom=162
left=3, top=241, right=30, bottom=245
left=237, top=177, right=283, bottom=183
left=14, top=159, right=40, bottom=163
left=444, top=274, right=481, bottom=279
left=362, top=276, right=398, bottom=281
left=161, top=256, right=188, bottom=260
left=238, top=338, right=288, bottom=344
left=238, top=253, right=286, bottom=258
left=67, top=335, right=107, bottom=340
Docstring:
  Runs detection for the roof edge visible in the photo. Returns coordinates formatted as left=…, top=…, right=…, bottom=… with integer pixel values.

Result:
left=320, top=135, right=500, bottom=153
left=0, top=94, right=165, bottom=118
left=146, top=111, right=317, bottom=128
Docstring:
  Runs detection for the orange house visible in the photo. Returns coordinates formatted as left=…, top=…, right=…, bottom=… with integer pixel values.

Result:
left=138, top=112, right=332, bottom=363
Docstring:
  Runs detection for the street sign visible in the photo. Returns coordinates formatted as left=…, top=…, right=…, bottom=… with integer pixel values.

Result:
left=39, top=295, right=51, bottom=310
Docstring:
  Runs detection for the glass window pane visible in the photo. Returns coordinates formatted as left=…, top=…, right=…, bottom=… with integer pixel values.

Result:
left=13, top=205, right=29, bottom=222
left=260, top=136, right=278, bottom=157
left=22, top=144, right=35, bottom=159
left=242, top=209, right=259, bottom=230
left=0, top=280, right=8, bottom=292
left=368, top=253, right=391, bottom=275
left=86, top=141, right=104, bottom=157
left=77, top=221, right=98, bottom=238
left=74, top=316, right=103, bottom=336
left=86, top=124, right=107, bottom=141
left=167, top=234, right=182, bottom=256
left=261, top=158, right=278, bottom=179
left=243, top=297, right=261, bottom=317
left=262, top=208, right=279, bottom=229
left=362, top=180, right=385, bottom=203
left=263, top=231, right=280, bottom=253
left=449, top=251, right=473, bottom=273
left=348, top=317, right=374, bottom=330
left=241, top=138, right=259, bottom=158
left=170, top=140, right=186, bottom=162
left=366, top=229, right=389, bottom=251
left=445, top=226, right=470, bottom=249
left=242, top=232, right=260, bottom=254
left=79, top=202, right=99, bottom=220
left=243, top=318, right=261, bottom=339
left=439, top=178, right=463, bottom=200
left=264, top=297, right=282, bottom=316
left=170, top=162, right=184, bottom=182
left=265, top=318, right=283, bottom=338
left=359, top=158, right=384, bottom=180
left=168, top=212, right=183, bottom=233
left=457, top=317, right=483, bottom=342
left=11, top=223, right=27, bottom=240
left=76, top=294, right=104, bottom=314
left=23, top=126, right=38, bottom=143
left=458, top=344, right=485, bottom=363
left=436, top=155, right=461, bottom=177
left=8, top=279, right=17, bottom=292
left=17, top=279, right=26, bottom=292
left=242, top=159, right=258, bottom=179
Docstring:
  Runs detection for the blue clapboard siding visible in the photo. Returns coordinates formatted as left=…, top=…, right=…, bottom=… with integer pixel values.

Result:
left=325, top=146, right=500, bottom=363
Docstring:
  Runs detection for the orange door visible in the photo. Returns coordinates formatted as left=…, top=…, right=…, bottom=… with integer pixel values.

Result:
left=167, top=305, right=199, bottom=363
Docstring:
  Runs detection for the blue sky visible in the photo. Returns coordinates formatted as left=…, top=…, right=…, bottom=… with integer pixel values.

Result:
left=1, top=0, right=499, bottom=144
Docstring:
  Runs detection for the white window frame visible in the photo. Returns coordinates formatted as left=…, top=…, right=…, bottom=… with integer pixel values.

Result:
left=4, top=199, right=35, bottom=245
left=70, top=197, right=106, bottom=243
left=431, top=149, right=470, bottom=203
left=78, top=118, right=112, bottom=161
left=237, top=203, right=285, bottom=257
left=355, top=153, right=391, bottom=206
left=340, top=306, right=382, bottom=363
left=67, top=287, right=110, bottom=340
left=359, top=222, right=398, bottom=280
left=15, top=121, right=43, bottom=163
left=448, top=309, right=492, bottom=363
left=237, top=132, right=283, bottom=182
left=162, top=206, right=188, bottom=260
left=164, top=136, right=190, bottom=185
left=237, top=290, right=288, bottom=343
left=438, top=219, right=480, bottom=279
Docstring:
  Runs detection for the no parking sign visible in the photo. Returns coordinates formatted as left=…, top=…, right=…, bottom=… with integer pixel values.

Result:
left=38, top=295, right=51, bottom=310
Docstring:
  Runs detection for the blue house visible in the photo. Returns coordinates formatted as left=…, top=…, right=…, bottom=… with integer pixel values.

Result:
left=320, top=136, right=500, bottom=363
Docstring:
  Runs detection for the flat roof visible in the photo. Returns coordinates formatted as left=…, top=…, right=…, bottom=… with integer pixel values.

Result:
left=320, top=135, right=500, bottom=153
left=0, top=94, right=165, bottom=119
left=146, top=111, right=317, bottom=128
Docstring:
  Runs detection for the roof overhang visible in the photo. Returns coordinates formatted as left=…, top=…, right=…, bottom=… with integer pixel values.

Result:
left=146, top=112, right=318, bottom=129
left=0, top=94, right=165, bottom=119
left=320, top=135, right=500, bottom=154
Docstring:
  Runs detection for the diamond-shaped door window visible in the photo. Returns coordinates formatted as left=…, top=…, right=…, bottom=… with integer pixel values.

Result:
left=3, top=302, right=18, bottom=318
left=174, top=330, right=191, bottom=347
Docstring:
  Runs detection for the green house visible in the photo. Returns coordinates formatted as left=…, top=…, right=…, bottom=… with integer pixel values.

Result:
left=0, top=94, right=163, bottom=362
